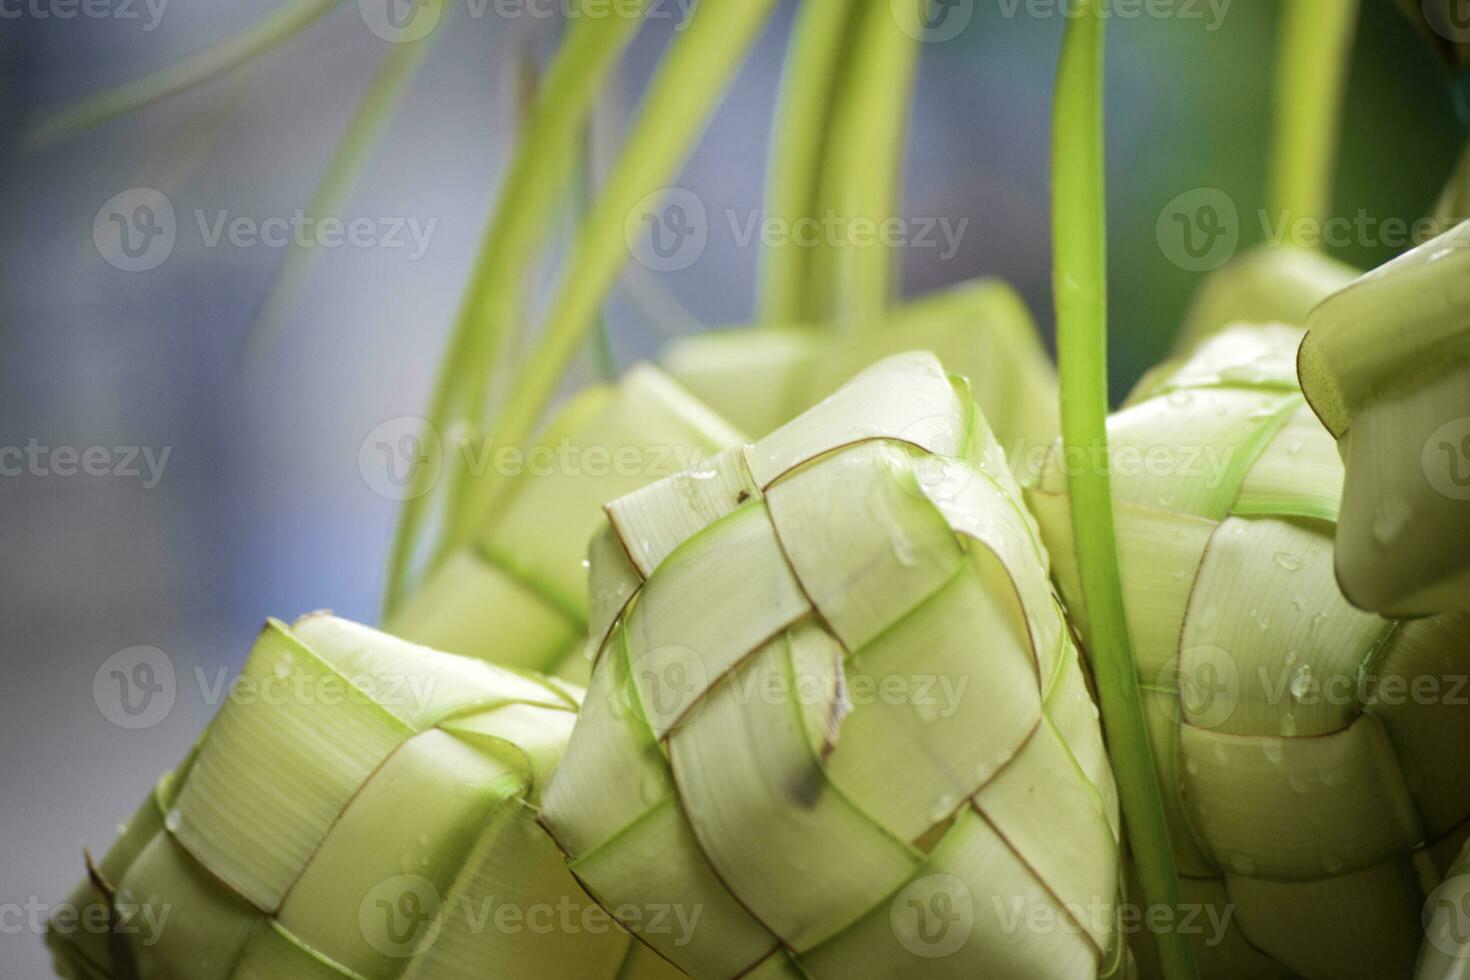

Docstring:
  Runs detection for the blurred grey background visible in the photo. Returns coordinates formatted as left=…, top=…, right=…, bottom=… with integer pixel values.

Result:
left=0, top=0, right=1462, bottom=974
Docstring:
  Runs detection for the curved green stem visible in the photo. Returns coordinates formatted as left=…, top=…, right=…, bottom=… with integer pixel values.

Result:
left=807, top=0, right=921, bottom=323
left=759, top=0, right=861, bottom=323
left=467, top=0, right=781, bottom=527
left=1269, top=0, right=1360, bottom=249
left=384, top=8, right=647, bottom=613
left=1053, top=5, right=1199, bottom=979
left=590, top=63, right=710, bottom=339
left=27, top=0, right=344, bottom=146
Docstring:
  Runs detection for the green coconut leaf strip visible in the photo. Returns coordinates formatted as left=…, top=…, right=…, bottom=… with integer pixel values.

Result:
left=383, top=6, right=649, bottom=612
left=429, top=6, right=648, bottom=572
left=1052, top=6, right=1198, bottom=977
left=244, top=17, right=448, bottom=358
left=759, top=0, right=861, bottom=323
left=807, top=0, right=921, bottom=322
left=1268, top=0, right=1360, bottom=249
left=26, top=0, right=344, bottom=146
left=462, top=0, right=781, bottom=532
left=587, top=63, right=712, bottom=340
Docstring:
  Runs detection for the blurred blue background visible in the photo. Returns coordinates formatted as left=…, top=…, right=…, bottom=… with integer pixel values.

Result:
left=0, top=0, right=1462, bottom=973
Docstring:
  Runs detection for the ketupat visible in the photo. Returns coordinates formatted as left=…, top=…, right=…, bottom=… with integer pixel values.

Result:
left=541, top=352, right=1127, bottom=979
left=387, top=366, right=742, bottom=681
left=48, top=616, right=685, bottom=980
left=663, top=279, right=1061, bottom=482
left=1298, top=220, right=1470, bottom=616
left=1028, top=323, right=1470, bottom=979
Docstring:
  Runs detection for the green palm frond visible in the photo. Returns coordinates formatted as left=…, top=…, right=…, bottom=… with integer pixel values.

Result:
left=27, top=0, right=344, bottom=146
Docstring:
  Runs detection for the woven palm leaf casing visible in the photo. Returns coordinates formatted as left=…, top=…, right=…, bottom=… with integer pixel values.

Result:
left=1168, top=245, right=1357, bottom=354
left=388, top=366, right=741, bottom=681
left=541, top=352, right=1126, bottom=979
left=48, top=616, right=683, bottom=980
left=662, top=280, right=1061, bottom=481
left=1028, top=324, right=1470, bottom=980
left=1299, top=220, right=1470, bottom=616
left=1418, top=837, right=1470, bottom=978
